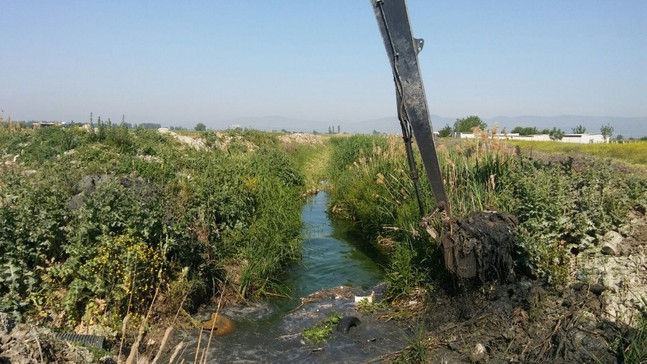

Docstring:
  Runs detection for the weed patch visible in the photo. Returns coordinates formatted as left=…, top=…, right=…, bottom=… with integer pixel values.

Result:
left=302, top=313, right=342, bottom=344
left=0, top=125, right=306, bottom=329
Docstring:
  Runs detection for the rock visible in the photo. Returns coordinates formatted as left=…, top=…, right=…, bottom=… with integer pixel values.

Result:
left=200, top=313, right=235, bottom=335
left=0, top=312, right=15, bottom=334
left=601, top=231, right=623, bottom=256
left=99, top=356, right=117, bottom=364
left=470, top=343, right=487, bottom=362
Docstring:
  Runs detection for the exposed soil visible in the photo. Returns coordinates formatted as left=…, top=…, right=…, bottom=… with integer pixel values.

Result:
left=383, top=280, right=625, bottom=363
left=377, top=210, right=647, bottom=363
left=0, top=315, right=111, bottom=364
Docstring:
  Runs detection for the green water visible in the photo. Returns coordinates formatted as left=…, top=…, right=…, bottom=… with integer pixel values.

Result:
left=174, top=192, right=395, bottom=363
left=284, top=191, right=385, bottom=299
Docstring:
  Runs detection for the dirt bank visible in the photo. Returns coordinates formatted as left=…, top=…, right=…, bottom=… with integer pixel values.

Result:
left=378, top=209, right=647, bottom=363
left=0, top=313, right=115, bottom=363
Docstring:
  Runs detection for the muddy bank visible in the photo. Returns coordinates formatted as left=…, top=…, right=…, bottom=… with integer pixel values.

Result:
left=379, top=210, right=647, bottom=363
left=398, top=280, right=627, bottom=363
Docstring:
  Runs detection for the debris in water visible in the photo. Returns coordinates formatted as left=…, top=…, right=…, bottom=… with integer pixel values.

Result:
left=200, top=313, right=235, bottom=335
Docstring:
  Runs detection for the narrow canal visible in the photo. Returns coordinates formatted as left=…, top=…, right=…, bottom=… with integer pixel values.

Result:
left=171, top=192, right=408, bottom=363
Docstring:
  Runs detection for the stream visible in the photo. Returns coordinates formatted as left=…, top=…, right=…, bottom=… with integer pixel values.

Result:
left=169, top=192, right=409, bottom=363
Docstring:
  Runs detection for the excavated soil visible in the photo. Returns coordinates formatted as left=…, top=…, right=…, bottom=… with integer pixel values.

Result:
left=377, top=210, right=647, bottom=363
left=386, top=280, right=626, bottom=363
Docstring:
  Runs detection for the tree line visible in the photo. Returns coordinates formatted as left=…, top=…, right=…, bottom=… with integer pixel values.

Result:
left=437, top=116, right=619, bottom=140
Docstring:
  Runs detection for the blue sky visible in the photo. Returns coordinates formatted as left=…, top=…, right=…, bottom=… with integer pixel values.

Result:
left=1, top=0, right=645, bottom=129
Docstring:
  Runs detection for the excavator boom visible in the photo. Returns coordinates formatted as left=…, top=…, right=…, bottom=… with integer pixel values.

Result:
left=371, top=0, right=450, bottom=218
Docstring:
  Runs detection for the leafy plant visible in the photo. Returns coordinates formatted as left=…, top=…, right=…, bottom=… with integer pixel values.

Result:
left=302, top=313, right=343, bottom=344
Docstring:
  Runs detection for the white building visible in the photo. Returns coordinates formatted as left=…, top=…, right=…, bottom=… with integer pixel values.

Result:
left=508, top=134, right=552, bottom=141
left=451, top=131, right=608, bottom=143
left=561, top=133, right=608, bottom=144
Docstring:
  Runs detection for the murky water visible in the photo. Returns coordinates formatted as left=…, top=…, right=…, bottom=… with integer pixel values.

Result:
left=168, top=192, right=409, bottom=363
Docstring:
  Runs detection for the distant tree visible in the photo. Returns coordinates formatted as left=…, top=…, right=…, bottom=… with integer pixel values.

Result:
left=616, top=134, right=624, bottom=140
left=337, top=125, right=340, bottom=133
left=195, top=122, right=206, bottom=131
left=511, top=126, right=539, bottom=136
left=600, top=124, right=614, bottom=139
left=453, top=116, right=486, bottom=133
left=549, top=127, right=565, bottom=140
left=438, top=124, right=452, bottom=137
left=572, top=125, right=586, bottom=134
left=640, top=136, right=647, bottom=141
left=139, top=123, right=161, bottom=129
left=312, top=130, right=319, bottom=135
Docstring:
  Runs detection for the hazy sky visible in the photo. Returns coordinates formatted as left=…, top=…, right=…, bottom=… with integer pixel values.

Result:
left=2, top=1, right=645, bottom=129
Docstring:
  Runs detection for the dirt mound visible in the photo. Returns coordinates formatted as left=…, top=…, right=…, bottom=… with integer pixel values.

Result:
left=157, top=128, right=206, bottom=150
left=278, top=133, right=323, bottom=146
left=385, top=280, right=628, bottom=363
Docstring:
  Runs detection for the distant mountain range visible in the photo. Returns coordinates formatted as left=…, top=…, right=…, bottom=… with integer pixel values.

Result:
left=218, top=115, right=646, bottom=138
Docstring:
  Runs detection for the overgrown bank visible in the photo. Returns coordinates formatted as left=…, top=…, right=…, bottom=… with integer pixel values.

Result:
left=0, top=124, right=316, bottom=341
left=327, top=134, right=647, bottom=292
left=326, top=134, right=647, bottom=361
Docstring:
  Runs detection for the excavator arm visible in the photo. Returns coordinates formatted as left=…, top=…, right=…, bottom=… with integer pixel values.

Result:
left=371, top=0, right=518, bottom=283
left=371, top=0, right=450, bottom=219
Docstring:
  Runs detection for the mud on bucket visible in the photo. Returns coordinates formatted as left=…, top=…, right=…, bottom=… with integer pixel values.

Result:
left=440, top=211, right=518, bottom=283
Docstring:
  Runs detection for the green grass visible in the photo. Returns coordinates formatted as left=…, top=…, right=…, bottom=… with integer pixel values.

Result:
left=624, top=299, right=647, bottom=363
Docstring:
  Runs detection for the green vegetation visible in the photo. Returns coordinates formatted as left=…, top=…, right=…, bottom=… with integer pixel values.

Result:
left=453, top=115, right=487, bottom=133
left=510, top=140, right=647, bottom=166
left=601, top=123, right=614, bottom=139
left=511, top=126, right=540, bottom=136
left=572, top=124, right=587, bottom=134
left=301, top=313, right=342, bottom=344
left=327, top=134, right=647, bottom=295
left=624, top=301, right=647, bottom=363
left=393, top=324, right=428, bottom=364
left=438, top=124, right=452, bottom=138
left=510, top=126, right=565, bottom=140
left=0, top=123, right=307, bottom=331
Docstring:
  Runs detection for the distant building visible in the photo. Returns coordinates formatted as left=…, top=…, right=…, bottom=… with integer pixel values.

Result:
left=33, top=122, right=61, bottom=128
left=508, top=134, right=551, bottom=142
left=452, top=131, right=607, bottom=143
left=562, top=133, right=607, bottom=144
left=452, top=132, right=476, bottom=139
